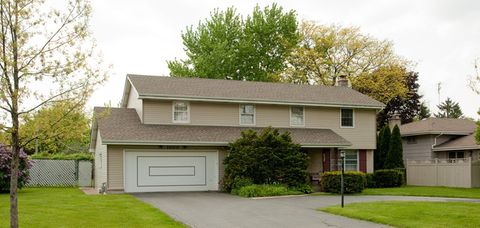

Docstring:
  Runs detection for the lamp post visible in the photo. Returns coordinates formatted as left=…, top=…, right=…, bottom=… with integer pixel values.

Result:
left=340, top=150, right=345, bottom=208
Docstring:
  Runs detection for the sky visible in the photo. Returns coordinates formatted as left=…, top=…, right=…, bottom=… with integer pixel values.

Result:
left=89, top=0, right=480, bottom=118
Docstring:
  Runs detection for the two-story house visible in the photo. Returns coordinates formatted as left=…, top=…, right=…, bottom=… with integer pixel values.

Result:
left=89, top=75, right=384, bottom=193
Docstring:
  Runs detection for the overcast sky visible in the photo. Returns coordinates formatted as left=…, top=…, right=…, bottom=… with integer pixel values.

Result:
left=89, top=0, right=480, bottom=118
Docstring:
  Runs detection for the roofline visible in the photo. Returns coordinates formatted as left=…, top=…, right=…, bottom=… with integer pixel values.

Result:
left=101, top=140, right=352, bottom=147
left=401, top=131, right=473, bottom=137
left=138, top=95, right=385, bottom=110
left=432, top=145, right=480, bottom=152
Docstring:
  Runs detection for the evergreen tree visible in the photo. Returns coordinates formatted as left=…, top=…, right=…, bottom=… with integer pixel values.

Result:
left=385, top=125, right=404, bottom=169
left=434, top=97, right=464, bottom=118
left=377, top=125, right=391, bottom=170
left=374, top=127, right=385, bottom=170
left=416, top=102, right=431, bottom=120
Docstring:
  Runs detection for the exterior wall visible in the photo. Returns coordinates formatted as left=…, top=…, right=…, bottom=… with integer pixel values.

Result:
left=402, top=135, right=434, bottom=160
left=94, top=131, right=107, bottom=189
left=306, top=149, right=324, bottom=174
left=105, top=145, right=228, bottom=191
left=435, top=150, right=480, bottom=160
left=141, top=100, right=377, bottom=149
left=126, top=86, right=143, bottom=122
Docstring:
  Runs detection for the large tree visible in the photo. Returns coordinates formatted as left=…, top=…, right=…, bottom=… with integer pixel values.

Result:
left=384, top=125, right=404, bottom=169
left=416, top=102, right=431, bottom=120
left=434, top=97, right=463, bottom=118
left=168, top=4, right=299, bottom=82
left=469, top=60, right=480, bottom=144
left=282, top=21, right=407, bottom=87
left=0, top=0, right=106, bottom=227
left=376, top=71, right=422, bottom=128
left=20, top=101, right=90, bottom=154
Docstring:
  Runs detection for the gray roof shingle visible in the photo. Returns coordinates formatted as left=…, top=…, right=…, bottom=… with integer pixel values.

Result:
left=126, top=74, right=384, bottom=109
left=433, top=134, right=480, bottom=151
left=399, top=118, right=477, bottom=136
left=94, top=107, right=351, bottom=147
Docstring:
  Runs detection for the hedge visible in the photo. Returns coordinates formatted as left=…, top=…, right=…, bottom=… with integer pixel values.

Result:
left=30, top=152, right=93, bottom=161
left=320, top=171, right=366, bottom=194
left=373, top=169, right=404, bottom=188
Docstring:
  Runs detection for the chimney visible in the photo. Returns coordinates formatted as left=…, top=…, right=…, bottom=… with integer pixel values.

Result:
left=389, top=111, right=401, bottom=129
left=337, top=75, right=349, bottom=87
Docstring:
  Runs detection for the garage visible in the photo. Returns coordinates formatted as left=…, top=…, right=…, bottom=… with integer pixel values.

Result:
left=124, top=150, right=219, bottom=192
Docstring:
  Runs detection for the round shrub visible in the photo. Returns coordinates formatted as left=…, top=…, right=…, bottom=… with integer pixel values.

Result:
left=320, top=171, right=366, bottom=194
left=0, top=145, right=32, bottom=193
left=223, top=127, right=309, bottom=192
left=365, top=173, right=376, bottom=188
left=373, top=169, right=404, bottom=188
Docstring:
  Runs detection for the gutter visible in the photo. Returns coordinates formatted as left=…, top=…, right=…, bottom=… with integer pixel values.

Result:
left=431, top=133, right=444, bottom=150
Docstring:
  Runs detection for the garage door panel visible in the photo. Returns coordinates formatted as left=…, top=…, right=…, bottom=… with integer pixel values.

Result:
left=124, top=151, right=218, bottom=192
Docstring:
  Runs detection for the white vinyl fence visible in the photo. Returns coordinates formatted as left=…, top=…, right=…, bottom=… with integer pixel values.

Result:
left=406, top=158, right=480, bottom=188
left=27, top=159, right=93, bottom=187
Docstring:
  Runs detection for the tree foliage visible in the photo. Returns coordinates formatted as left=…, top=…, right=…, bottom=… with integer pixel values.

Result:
left=434, top=97, right=463, bottom=118
left=375, top=125, right=391, bottom=170
left=0, top=145, right=31, bottom=193
left=384, top=125, right=404, bottom=169
left=223, top=127, right=308, bottom=192
left=416, top=102, right=431, bottom=120
left=168, top=4, right=299, bottom=82
left=0, top=0, right=106, bottom=226
left=377, top=71, right=422, bottom=128
left=282, top=21, right=406, bottom=87
left=20, top=101, right=90, bottom=154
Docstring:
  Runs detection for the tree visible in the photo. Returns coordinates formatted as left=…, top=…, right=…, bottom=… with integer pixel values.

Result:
left=376, top=125, right=391, bottom=170
left=374, top=126, right=385, bottom=170
left=384, top=125, right=404, bottom=169
left=434, top=97, right=463, bottom=118
left=376, top=71, right=422, bottom=128
left=168, top=4, right=299, bottom=82
left=20, top=101, right=90, bottom=154
left=223, top=127, right=308, bottom=192
left=468, top=60, right=480, bottom=144
left=0, top=1, right=106, bottom=226
left=282, top=21, right=406, bottom=87
left=416, top=102, right=431, bottom=120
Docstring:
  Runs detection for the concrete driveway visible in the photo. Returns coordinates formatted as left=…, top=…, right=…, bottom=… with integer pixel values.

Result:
left=133, top=192, right=480, bottom=228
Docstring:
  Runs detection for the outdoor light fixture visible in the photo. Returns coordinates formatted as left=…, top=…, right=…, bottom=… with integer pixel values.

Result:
left=340, top=150, right=345, bottom=208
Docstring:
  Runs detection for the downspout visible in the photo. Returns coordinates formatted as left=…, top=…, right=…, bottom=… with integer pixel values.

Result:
left=431, top=133, right=444, bottom=156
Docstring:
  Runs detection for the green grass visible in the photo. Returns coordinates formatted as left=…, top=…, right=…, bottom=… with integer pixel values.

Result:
left=361, top=186, right=480, bottom=199
left=0, top=188, right=185, bottom=228
left=321, top=201, right=480, bottom=228
left=235, top=184, right=304, bottom=197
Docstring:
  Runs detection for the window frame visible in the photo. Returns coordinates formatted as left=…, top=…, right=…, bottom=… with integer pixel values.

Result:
left=239, top=104, right=256, bottom=126
left=172, top=101, right=190, bottom=123
left=340, top=108, right=355, bottom=128
left=290, top=106, right=305, bottom=127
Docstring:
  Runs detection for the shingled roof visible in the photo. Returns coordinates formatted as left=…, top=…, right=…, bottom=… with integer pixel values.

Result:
left=92, top=107, right=351, bottom=147
left=399, top=118, right=477, bottom=136
left=433, top=134, right=480, bottom=151
left=124, top=74, right=384, bottom=109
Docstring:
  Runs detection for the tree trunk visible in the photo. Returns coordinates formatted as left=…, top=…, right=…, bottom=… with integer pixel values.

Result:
left=9, top=109, right=19, bottom=228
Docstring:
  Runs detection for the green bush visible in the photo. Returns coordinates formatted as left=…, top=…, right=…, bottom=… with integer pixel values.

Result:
left=230, top=176, right=254, bottom=195
left=0, top=145, right=32, bottom=193
left=223, top=127, right=309, bottom=192
left=320, top=171, right=366, bottom=194
left=30, top=152, right=93, bottom=161
left=373, top=169, right=404, bottom=188
left=365, top=173, right=376, bottom=188
left=294, top=183, right=314, bottom=194
left=236, top=184, right=303, bottom=197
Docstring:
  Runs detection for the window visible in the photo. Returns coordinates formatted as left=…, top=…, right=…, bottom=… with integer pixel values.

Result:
left=240, top=104, right=255, bottom=125
left=344, top=150, right=358, bottom=171
left=448, top=151, right=465, bottom=159
left=173, top=101, right=189, bottom=123
left=290, top=106, right=304, bottom=126
left=341, top=109, right=354, bottom=127
left=406, top=137, right=417, bottom=144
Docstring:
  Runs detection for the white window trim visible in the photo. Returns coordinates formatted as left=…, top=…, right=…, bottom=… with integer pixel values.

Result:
left=290, top=106, right=305, bottom=127
left=340, top=108, right=355, bottom=128
left=239, top=104, right=256, bottom=126
left=172, top=101, right=190, bottom=123
left=341, top=149, right=359, bottom=171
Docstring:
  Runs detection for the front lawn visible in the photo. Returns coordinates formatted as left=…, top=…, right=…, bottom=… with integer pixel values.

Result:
left=362, top=186, right=480, bottom=199
left=321, top=201, right=480, bottom=228
left=0, top=188, right=185, bottom=227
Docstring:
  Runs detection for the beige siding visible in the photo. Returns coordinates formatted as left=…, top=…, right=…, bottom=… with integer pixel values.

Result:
left=402, top=135, right=434, bottom=160
left=105, top=145, right=227, bottom=191
left=126, top=85, right=143, bottom=122
left=141, top=100, right=377, bottom=149
left=366, top=150, right=374, bottom=173
left=94, top=131, right=107, bottom=189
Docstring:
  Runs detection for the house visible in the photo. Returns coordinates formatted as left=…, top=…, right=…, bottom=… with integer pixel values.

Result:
left=398, top=118, right=479, bottom=161
left=89, top=75, right=384, bottom=193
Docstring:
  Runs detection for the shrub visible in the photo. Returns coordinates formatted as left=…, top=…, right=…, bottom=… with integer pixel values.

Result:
left=30, top=152, right=93, bottom=161
left=373, top=169, right=404, bottom=188
left=385, top=125, right=404, bottom=169
left=236, top=184, right=303, bottom=197
left=0, top=145, right=32, bottom=193
left=223, top=127, right=309, bottom=192
left=365, top=173, right=376, bottom=188
left=294, top=183, right=314, bottom=194
left=230, top=176, right=254, bottom=195
left=320, top=171, right=366, bottom=194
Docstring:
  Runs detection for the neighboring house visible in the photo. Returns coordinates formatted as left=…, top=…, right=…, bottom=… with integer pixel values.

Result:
left=89, top=75, right=384, bottom=193
left=398, top=118, right=479, bottom=161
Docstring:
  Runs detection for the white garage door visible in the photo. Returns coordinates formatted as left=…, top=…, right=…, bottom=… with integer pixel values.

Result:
left=124, top=150, right=219, bottom=193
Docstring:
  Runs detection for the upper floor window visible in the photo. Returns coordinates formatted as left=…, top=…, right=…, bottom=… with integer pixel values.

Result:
left=240, top=104, right=255, bottom=125
left=290, top=106, right=304, bottom=126
left=173, top=101, right=190, bottom=123
left=341, top=109, right=354, bottom=128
